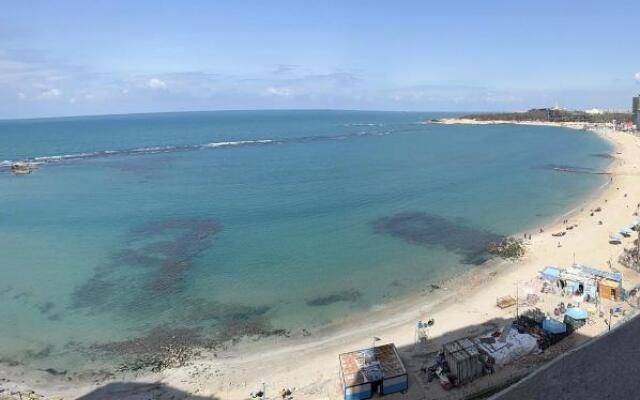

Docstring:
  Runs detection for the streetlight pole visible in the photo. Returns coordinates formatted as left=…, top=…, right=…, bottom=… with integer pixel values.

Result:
left=516, top=281, right=519, bottom=319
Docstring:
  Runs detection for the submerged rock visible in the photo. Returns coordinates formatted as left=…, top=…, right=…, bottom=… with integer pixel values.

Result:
left=373, top=212, right=503, bottom=265
left=10, top=162, right=37, bottom=175
left=306, top=289, right=362, bottom=306
left=71, top=217, right=221, bottom=311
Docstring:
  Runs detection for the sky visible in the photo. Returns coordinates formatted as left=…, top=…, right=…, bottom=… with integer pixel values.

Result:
left=1, top=0, right=640, bottom=119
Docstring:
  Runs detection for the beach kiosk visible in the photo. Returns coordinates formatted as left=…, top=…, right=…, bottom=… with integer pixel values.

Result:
left=339, top=343, right=408, bottom=400
left=599, top=279, right=622, bottom=301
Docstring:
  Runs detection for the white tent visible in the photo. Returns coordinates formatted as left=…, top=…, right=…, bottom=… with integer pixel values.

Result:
left=475, top=328, right=539, bottom=367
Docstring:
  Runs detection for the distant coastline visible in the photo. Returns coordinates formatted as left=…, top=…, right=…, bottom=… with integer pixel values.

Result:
left=439, top=108, right=632, bottom=124
left=430, top=117, right=605, bottom=131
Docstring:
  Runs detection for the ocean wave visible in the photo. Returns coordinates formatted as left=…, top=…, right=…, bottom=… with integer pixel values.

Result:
left=345, top=123, right=381, bottom=127
left=201, top=139, right=274, bottom=148
left=130, top=146, right=177, bottom=153
left=1, top=130, right=398, bottom=172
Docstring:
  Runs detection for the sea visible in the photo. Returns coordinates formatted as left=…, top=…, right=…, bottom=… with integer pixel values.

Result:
left=0, top=110, right=612, bottom=372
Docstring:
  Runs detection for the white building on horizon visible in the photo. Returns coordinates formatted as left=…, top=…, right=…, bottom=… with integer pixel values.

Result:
left=585, top=108, right=605, bottom=115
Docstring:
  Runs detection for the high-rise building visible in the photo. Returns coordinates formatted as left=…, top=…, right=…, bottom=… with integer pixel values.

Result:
left=633, top=95, right=640, bottom=127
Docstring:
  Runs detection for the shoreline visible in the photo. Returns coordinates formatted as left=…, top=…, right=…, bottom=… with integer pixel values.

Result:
left=3, top=120, right=640, bottom=399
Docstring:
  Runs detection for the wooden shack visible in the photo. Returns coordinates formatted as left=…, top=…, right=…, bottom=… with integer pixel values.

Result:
left=598, top=279, right=621, bottom=301
left=339, top=343, right=408, bottom=400
left=443, top=338, right=484, bottom=385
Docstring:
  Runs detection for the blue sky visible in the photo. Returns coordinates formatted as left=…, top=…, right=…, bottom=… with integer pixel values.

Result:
left=2, top=0, right=639, bottom=118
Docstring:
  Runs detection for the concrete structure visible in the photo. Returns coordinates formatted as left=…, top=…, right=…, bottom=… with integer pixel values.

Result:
left=339, top=343, right=408, bottom=400
left=633, top=95, right=640, bottom=128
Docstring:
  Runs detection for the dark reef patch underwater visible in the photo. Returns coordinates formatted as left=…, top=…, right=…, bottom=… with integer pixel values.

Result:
left=306, top=289, right=362, bottom=307
left=372, top=212, right=504, bottom=265
left=72, top=217, right=221, bottom=311
left=68, top=217, right=290, bottom=365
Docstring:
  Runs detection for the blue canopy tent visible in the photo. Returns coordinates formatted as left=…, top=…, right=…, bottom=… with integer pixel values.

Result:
left=565, top=307, right=588, bottom=320
left=542, top=319, right=567, bottom=334
left=541, top=266, right=561, bottom=282
left=564, top=307, right=589, bottom=330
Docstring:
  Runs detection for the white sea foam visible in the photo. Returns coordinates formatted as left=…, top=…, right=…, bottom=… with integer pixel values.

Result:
left=3, top=131, right=386, bottom=172
left=131, top=146, right=176, bottom=153
left=201, top=139, right=273, bottom=148
left=33, top=151, right=102, bottom=162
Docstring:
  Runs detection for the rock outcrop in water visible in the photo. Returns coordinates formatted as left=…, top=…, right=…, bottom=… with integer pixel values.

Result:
left=487, top=237, right=526, bottom=260
left=92, top=327, right=204, bottom=372
left=10, top=162, right=36, bottom=175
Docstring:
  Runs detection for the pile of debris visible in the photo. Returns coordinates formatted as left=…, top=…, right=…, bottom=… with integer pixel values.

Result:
left=0, top=388, right=51, bottom=400
left=422, top=351, right=463, bottom=390
left=513, top=309, right=570, bottom=350
left=619, top=237, right=640, bottom=272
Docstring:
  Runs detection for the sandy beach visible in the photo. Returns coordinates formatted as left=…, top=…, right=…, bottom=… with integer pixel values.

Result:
left=3, top=121, right=640, bottom=400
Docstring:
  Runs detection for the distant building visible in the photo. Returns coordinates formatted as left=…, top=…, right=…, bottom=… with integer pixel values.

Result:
left=633, top=95, right=640, bottom=128
left=585, top=108, right=604, bottom=115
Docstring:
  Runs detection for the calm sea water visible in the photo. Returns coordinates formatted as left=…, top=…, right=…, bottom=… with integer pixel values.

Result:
left=0, top=110, right=611, bottom=371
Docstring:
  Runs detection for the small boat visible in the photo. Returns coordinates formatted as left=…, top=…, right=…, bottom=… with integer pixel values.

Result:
left=609, top=233, right=623, bottom=244
left=11, top=162, right=36, bottom=175
left=620, top=227, right=634, bottom=237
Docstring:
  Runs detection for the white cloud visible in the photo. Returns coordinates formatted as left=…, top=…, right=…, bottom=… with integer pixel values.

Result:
left=39, top=88, right=61, bottom=99
left=122, top=88, right=129, bottom=94
left=147, top=78, right=167, bottom=90
left=266, top=86, right=293, bottom=96
left=17, top=92, right=26, bottom=100
left=69, top=97, right=76, bottom=104
left=635, top=71, right=640, bottom=81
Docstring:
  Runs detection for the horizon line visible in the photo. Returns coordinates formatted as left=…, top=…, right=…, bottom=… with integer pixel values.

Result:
left=0, top=108, right=476, bottom=122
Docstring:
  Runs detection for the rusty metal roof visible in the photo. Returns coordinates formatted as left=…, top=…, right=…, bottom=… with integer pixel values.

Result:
left=339, top=343, right=407, bottom=387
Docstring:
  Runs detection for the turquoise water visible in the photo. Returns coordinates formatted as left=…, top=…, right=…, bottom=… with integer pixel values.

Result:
left=0, top=111, right=611, bottom=370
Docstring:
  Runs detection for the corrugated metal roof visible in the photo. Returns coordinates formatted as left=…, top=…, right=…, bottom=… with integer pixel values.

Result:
left=573, top=264, right=623, bottom=283
left=599, top=279, right=620, bottom=288
left=339, top=343, right=407, bottom=387
left=542, top=266, right=561, bottom=278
